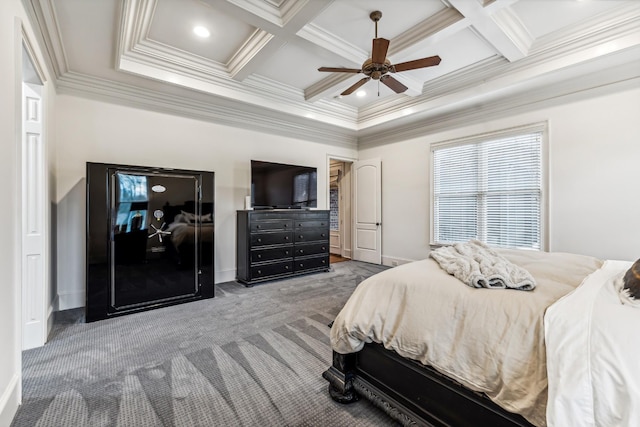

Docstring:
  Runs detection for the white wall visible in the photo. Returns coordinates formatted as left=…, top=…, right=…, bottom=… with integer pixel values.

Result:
left=360, top=85, right=640, bottom=264
left=0, top=0, right=56, bottom=424
left=55, top=94, right=357, bottom=309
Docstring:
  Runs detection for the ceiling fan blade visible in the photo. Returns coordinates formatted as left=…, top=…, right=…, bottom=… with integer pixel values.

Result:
left=391, top=55, right=441, bottom=72
left=380, top=75, right=408, bottom=93
left=341, top=77, right=371, bottom=96
left=372, top=38, right=390, bottom=64
left=318, top=67, right=362, bottom=73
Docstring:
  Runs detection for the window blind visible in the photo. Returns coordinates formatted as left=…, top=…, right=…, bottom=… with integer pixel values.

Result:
left=293, top=171, right=317, bottom=205
left=432, top=131, right=542, bottom=250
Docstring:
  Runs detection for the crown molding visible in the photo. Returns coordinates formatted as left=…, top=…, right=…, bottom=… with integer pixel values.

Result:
left=297, top=23, right=368, bottom=65
left=56, top=71, right=358, bottom=148
left=357, top=3, right=640, bottom=129
left=25, top=0, right=640, bottom=139
left=387, top=7, right=465, bottom=57
left=116, top=0, right=358, bottom=129
left=530, top=2, right=640, bottom=56
left=23, top=0, right=69, bottom=78
left=490, top=7, right=533, bottom=57
left=357, top=60, right=640, bottom=147
left=227, top=29, right=275, bottom=79
left=304, top=72, right=354, bottom=102
left=224, top=0, right=296, bottom=28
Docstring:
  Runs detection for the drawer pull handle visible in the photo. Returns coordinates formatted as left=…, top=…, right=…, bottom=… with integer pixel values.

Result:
left=299, top=263, right=304, bottom=267
left=285, top=250, right=289, bottom=255
left=257, top=238, right=262, bottom=243
left=300, top=249, right=304, bottom=254
left=284, top=224, right=288, bottom=228
left=321, top=247, right=325, bottom=250
left=285, top=236, right=289, bottom=240
left=299, top=235, right=303, bottom=239
left=322, top=260, right=326, bottom=264
left=257, top=270, right=262, bottom=275
left=257, top=254, right=262, bottom=259
left=256, top=225, right=261, bottom=229
left=321, top=233, right=326, bottom=237
left=285, top=265, right=289, bottom=270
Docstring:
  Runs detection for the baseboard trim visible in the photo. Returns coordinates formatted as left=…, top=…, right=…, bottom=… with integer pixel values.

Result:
left=47, top=295, right=59, bottom=338
left=0, top=373, right=21, bottom=427
left=215, top=268, right=236, bottom=284
left=58, top=290, right=85, bottom=310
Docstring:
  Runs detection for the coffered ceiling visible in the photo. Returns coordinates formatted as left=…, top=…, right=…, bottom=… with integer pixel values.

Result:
left=24, top=0, right=640, bottom=146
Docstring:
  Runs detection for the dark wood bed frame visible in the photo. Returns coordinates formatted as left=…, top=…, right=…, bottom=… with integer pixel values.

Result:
left=323, top=343, right=535, bottom=427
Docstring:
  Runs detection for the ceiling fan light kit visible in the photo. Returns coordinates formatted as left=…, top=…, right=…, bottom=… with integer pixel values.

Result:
left=318, top=10, right=441, bottom=97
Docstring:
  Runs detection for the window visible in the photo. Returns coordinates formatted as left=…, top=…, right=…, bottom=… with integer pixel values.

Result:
left=115, top=173, right=149, bottom=232
left=293, top=171, right=317, bottom=207
left=431, top=125, right=545, bottom=250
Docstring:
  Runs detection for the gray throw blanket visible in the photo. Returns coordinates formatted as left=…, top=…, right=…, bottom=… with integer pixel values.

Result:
left=429, top=240, right=536, bottom=290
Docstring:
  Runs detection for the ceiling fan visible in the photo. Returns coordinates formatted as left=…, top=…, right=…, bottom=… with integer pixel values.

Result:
left=318, top=11, right=441, bottom=96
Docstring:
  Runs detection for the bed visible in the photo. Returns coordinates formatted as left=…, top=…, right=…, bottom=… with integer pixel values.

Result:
left=163, top=203, right=214, bottom=266
left=323, top=247, right=638, bottom=426
left=166, top=214, right=214, bottom=248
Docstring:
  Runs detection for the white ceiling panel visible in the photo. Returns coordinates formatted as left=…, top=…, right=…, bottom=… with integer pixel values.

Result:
left=512, top=0, right=630, bottom=39
left=148, top=0, right=256, bottom=63
left=53, top=0, right=120, bottom=73
left=310, top=0, right=447, bottom=53
left=390, top=28, right=497, bottom=83
left=255, top=40, right=345, bottom=89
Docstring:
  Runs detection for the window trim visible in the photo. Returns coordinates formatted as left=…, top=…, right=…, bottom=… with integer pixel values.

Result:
left=429, top=122, right=549, bottom=251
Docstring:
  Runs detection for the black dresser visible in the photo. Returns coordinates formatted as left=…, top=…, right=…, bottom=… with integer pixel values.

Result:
left=236, top=210, right=330, bottom=285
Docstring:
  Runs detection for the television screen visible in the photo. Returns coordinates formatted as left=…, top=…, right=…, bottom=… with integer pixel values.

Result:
left=251, top=160, right=317, bottom=209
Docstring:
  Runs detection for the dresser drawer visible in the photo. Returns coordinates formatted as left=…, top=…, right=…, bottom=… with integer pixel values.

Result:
left=251, top=261, right=293, bottom=279
left=251, top=220, right=292, bottom=232
left=295, top=212, right=329, bottom=220
left=251, top=247, right=293, bottom=263
left=294, top=242, right=328, bottom=257
left=251, top=231, right=293, bottom=246
left=294, top=229, right=328, bottom=243
left=249, top=212, right=293, bottom=220
left=294, top=255, right=329, bottom=272
left=294, top=220, right=328, bottom=229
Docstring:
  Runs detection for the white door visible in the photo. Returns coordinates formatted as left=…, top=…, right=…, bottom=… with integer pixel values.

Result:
left=352, top=158, right=381, bottom=264
left=22, top=82, right=46, bottom=350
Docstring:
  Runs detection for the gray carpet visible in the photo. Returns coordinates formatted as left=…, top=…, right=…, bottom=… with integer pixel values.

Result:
left=12, top=261, right=398, bottom=427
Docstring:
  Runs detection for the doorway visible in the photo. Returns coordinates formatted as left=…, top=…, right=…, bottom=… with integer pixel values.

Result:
left=328, top=158, right=353, bottom=263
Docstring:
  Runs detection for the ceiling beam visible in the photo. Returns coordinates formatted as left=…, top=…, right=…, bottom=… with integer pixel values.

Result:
left=447, top=0, right=532, bottom=62
left=201, top=0, right=333, bottom=81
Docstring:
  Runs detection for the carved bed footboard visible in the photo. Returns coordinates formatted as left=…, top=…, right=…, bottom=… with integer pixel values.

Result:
left=323, top=344, right=535, bottom=427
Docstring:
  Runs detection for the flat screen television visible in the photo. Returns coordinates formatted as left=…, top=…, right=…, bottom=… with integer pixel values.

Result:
left=251, top=160, right=317, bottom=209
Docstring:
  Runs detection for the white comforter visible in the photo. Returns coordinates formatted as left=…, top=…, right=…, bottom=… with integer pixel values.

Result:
left=545, top=260, right=640, bottom=427
left=331, top=250, right=602, bottom=426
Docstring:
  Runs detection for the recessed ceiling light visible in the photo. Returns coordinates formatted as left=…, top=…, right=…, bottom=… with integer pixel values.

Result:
left=193, top=26, right=210, bottom=38
left=356, top=90, right=366, bottom=97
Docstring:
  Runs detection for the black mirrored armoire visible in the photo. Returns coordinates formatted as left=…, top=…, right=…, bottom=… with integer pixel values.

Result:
left=86, top=163, right=214, bottom=322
